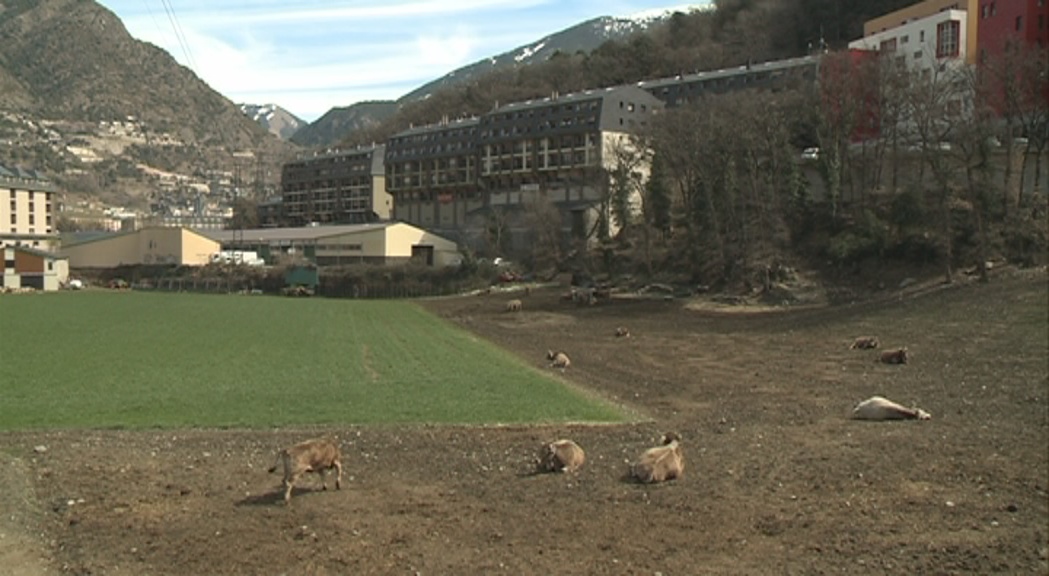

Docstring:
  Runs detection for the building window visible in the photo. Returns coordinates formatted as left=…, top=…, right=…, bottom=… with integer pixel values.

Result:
left=880, top=38, right=897, bottom=52
left=9, top=214, right=14, bottom=225
left=991, top=1, right=996, bottom=15
left=901, top=35, right=909, bottom=44
left=1016, top=15, right=1023, bottom=31
left=914, top=50, right=923, bottom=59
left=937, top=20, right=960, bottom=58
left=920, top=30, right=925, bottom=42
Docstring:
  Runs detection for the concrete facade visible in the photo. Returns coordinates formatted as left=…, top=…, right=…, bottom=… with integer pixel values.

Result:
left=386, top=85, right=664, bottom=253
left=0, top=164, right=59, bottom=251
left=282, top=145, right=392, bottom=226
left=59, top=227, right=221, bottom=268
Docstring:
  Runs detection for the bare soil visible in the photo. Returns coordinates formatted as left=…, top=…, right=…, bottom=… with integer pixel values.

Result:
left=2, top=268, right=1047, bottom=575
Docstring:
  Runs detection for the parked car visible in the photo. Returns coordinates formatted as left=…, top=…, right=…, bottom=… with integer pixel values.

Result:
left=801, top=147, right=820, bottom=161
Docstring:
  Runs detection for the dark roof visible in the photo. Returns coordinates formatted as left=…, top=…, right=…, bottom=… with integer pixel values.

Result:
left=9, top=245, right=67, bottom=260
left=636, top=55, right=820, bottom=91
left=0, top=163, right=57, bottom=191
left=199, top=222, right=401, bottom=243
left=489, top=85, right=658, bottom=115
left=389, top=117, right=480, bottom=140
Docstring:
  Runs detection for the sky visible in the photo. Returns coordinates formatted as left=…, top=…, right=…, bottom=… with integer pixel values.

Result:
left=97, top=1, right=710, bottom=123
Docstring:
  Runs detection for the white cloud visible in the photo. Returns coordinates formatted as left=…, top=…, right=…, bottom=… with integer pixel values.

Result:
left=100, top=1, right=714, bottom=122
left=415, top=28, right=478, bottom=68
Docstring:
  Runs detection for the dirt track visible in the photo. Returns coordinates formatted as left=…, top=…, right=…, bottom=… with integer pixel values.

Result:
left=1, top=269, right=1047, bottom=575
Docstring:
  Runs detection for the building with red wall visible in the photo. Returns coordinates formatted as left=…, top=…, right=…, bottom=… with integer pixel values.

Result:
left=976, top=0, right=1048, bottom=59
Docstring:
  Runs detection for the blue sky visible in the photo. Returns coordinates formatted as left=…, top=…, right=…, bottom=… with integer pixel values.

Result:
left=97, top=1, right=709, bottom=122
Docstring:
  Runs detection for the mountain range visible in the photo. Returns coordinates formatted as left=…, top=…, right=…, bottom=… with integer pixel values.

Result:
left=281, top=7, right=699, bottom=147
left=0, top=0, right=695, bottom=209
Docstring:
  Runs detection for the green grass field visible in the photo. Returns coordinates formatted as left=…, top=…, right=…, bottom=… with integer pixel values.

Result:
left=0, top=292, right=626, bottom=430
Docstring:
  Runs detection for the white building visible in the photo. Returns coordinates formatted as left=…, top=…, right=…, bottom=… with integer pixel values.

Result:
left=848, top=9, right=969, bottom=77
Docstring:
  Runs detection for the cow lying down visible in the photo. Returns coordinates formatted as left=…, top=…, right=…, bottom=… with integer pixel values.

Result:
left=631, top=432, right=684, bottom=484
left=535, top=439, right=586, bottom=474
left=268, top=437, right=343, bottom=503
left=852, top=396, right=931, bottom=421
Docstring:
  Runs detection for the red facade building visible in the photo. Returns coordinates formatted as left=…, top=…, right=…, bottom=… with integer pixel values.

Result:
left=976, top=0, right=1048, bottom=59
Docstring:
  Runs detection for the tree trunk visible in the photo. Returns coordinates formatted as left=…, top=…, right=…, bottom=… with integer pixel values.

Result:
left=941, top=184, right=953, bottom=284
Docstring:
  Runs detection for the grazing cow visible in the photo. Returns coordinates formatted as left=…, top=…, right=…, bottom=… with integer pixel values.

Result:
left=547, top=350, right=571, bottom=370
left=879, top=347, right=908, bottom=364
left=535, top=439, right=586, bottom=474
left=615, top=326, right=631, bottom=338
left=852, top=396, right=931, bottom=421
left=631, top=432, right=684, bottom=484
left=567, top=287, right=597, bottom=306
left=268, top=437, right=343, bottom=504
left=850, top=336, right=880, bottom=350
left=505, top=299, right=523, bottom=312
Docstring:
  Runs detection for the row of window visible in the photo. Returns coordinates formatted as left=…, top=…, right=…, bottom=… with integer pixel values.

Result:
left=386, top=99, right=647, bottom=156
left=9, top=214, right=52, bottom=226
left=285, top=201, right=370, bottom=213
left=316, top=244, right=363, bottom=251
left=397, top=191, right=483, bottom=202
left=387, top=140, right=473, bottom=158
left=391, top=134, right=596, bottom=161
left=491, top=101, right=602, bottom=122
left=7, top=190, right=53, bottom=200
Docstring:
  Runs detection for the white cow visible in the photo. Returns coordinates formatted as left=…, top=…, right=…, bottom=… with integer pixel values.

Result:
left=852, top=396, right=931, bottom=421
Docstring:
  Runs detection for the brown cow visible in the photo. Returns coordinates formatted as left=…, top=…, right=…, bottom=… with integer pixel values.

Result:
left=505, top=299, right=523, bottom=312
left=852, top=395, right=931, bottom=421
left=849, top=336, right=879, bottom=350
left=879, top=347, right=908, bottom=364
left=268, top=437, right=343, bottom=504
left=631, top=432, right=684, bottom=484
left=535, top=439, right=586, bottom=474
left=547, top=350, right=571, bottom=370
left=615, top=326, right=631, bottom=338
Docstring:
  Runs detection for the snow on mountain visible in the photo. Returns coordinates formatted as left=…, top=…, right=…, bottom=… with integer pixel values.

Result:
left=238, top=103, right=306, bottom=141
left=399, top=4, right=709, bottom=104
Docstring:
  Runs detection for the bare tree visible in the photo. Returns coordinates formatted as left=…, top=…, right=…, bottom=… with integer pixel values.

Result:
left=951, top=65, right=999, bottom=282
left=904, top=60, right=967, bottom=284
left=986, top=42, right=1049, bottom=210
left=483, top=206, right=511, bottom=258
left=521, top=195, right=564, bottom=273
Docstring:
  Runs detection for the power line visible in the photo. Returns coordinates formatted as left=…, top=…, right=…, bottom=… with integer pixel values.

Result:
left=158, top=0, right=199, bottom=75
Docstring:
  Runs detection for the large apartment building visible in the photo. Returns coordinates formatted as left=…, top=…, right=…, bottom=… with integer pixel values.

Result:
left=0, top=164, right=58, bottom=251
left=281, top=145, right=391, bottom=227
left=385, top=117, right=480, bottom=232
left=636, top=55, right=820, bottom=107
left=387, top=85, right=664, bottom=251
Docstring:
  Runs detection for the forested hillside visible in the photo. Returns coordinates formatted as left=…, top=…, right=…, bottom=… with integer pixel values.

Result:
left=348, top=0, right=1047, bottom=293
left=338, top=0, right=920, bottom=147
